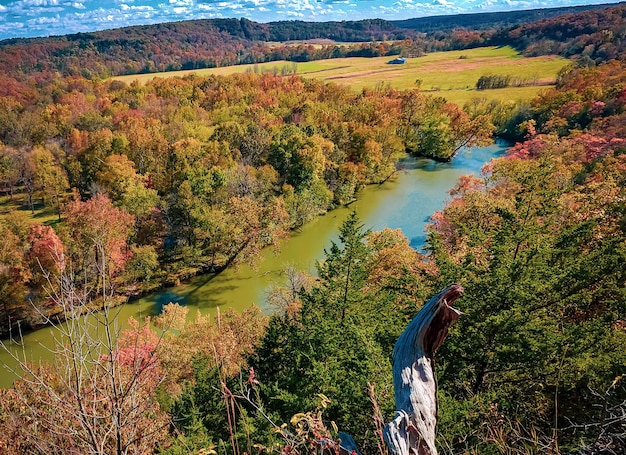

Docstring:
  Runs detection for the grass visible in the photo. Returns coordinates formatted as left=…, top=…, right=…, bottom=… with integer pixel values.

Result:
left=433, top=86, right=554, bottom=106
left=112, top=46, right=570, bottom=105
left=0, top=192, right=62, bottom=227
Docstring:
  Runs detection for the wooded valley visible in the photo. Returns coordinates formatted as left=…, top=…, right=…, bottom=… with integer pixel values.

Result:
left=0, top=3, right=625, bottom=454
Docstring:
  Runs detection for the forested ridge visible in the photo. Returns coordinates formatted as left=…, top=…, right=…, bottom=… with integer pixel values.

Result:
left=0, top=2, right=617, bottom=81
left=0, top=6, right=625, bottom=454
left=491, top=2, right=626, bottom=64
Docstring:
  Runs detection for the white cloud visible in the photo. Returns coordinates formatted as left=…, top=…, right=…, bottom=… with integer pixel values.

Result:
left=14, top=0, right=59, bottom=6
left=133, top=4, right=155, bottom=10
left=28, top=14, right=62, bottom=26
left=431, top=0, right=454, bottom=7
left=0, top=22, right=25, bottom=33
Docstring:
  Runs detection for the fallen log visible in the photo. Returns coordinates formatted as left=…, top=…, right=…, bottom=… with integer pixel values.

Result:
left=384, top=284, right=463, bottom=455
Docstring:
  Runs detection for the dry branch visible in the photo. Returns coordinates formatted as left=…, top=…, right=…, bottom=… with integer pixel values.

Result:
left=384, top=284, right=463, bottom=455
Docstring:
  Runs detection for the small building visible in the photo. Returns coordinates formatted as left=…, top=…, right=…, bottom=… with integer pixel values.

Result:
left=387, top=57, right=406, bottom=65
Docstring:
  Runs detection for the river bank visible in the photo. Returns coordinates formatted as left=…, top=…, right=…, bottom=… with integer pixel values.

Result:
left=0, top=142, right=509, bottom=387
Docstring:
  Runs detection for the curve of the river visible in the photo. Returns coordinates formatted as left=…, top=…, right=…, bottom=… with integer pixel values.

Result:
left=0, top=142, right=508, bottom=387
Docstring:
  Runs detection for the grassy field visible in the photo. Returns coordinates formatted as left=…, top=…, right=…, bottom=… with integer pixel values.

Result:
left=112, top=46, right=569, bottom=105
left=0, top=193, right=62, bottom=227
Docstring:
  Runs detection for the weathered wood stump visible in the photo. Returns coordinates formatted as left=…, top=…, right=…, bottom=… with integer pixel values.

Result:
left=383, top=284, right=463, bottom=455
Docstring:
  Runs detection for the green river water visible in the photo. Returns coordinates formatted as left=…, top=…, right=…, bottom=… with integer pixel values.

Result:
left=0, top=143, right=508, bottom=387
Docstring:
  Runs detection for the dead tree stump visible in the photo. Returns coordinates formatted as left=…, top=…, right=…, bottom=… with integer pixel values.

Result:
left=383, top=284, right=463, bottom=455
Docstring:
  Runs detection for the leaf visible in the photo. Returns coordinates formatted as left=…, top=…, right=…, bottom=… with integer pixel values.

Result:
left=317, top=393, right=331, bottom=409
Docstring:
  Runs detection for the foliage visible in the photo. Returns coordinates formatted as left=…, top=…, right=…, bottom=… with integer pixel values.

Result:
left=1, top=19, right=626, bottom=455
left=400, top=91, right=494, bottom=161
left=0, top=2, right=608, bottom=84
left=252, top=213, right=435, bottom=452
left=63, top=193, right=135, bottom=284
left=114, top=46, right=567, bottom=105
left=157, top=305, right=273, bottom=454
left=490, top=3, right=626, bottom=64
left=1, top=65, right=500, bottom=331
left=0, top=247, right=170, bottom=455
left=429, top=134, right=626, bottom=453
left=155, top=304, right=267, bottom=390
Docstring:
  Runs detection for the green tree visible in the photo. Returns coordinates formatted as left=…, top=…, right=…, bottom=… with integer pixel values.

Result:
left=32, top=146, right=69, bottom=219
left=125, top=244, right=159, bottom=284
left=430, top=148, right=626, bottom=452
left=401, top=97, right=493, bottom=161
left=268, top=125, right=326, bottom=192
left=283, top=178, right=332, bottom=229
left=252, top=213, right=427, bottom=452
left=0, top=144, right=20, bottom=199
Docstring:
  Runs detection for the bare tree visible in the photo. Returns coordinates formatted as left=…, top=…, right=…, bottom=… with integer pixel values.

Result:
left=0, top=235, right=171, bottom=454
left=384, top=284, right=463, bottom=455
left=568, top=378, right=626, bottom=455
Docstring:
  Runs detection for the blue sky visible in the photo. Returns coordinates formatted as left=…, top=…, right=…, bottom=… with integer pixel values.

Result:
left=0, top=0, right=620, bottom=41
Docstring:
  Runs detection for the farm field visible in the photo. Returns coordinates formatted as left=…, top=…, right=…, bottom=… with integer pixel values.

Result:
left=112, top=46, right=570, bottom=104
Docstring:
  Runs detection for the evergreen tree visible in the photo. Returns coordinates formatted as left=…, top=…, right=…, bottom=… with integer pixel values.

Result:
left=252, top=213, right=427, bottom=451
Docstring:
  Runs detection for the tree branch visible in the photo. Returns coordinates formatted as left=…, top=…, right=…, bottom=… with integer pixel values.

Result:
left=384, top=284, right=463, bottom=455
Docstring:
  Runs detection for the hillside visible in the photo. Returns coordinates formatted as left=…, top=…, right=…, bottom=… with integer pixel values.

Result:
left=393, top=3, right=620, bottom=32
left=491, top=2, right=626, bottom=63
left=0, top=0, right=625, bottom=451
left=0, top=3, right=619, bottom=81
left=1, top=60, right=625, bottom=452
left=112, top=47, right=569, bottom=106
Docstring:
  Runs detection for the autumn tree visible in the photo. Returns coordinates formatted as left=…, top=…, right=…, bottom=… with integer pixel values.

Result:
left=62, top=193, right=134, bottom=297
left=154, top=304, right=271, bottom=454
left=0, top=144, right=20, bottom=199
left=32, top=146, right=69, bottom=219
left=0, top=311, right=170, bottom=454
left=407, top=101, right=494, bottom=161
left=0, top=211, right=174, bottom=454
left=95, top=154, right=138, bottom=201
left=0, top=221, right=29, bottom=334
left=95, top=154, right=159, bottom=218
left=224, top=195, right=290, bottom=267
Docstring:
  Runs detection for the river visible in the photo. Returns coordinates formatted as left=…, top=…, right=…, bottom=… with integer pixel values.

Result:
left=0, top=142, right=508, bottom=387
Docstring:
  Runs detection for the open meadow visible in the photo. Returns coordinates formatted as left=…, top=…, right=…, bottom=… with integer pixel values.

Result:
left=112, top=46, right=570, bottom=105
left=0, top=194, right=61, bottom=227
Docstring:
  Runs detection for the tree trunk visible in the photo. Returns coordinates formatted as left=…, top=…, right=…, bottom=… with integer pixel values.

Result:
left=384, top=284, right=463, bottom=455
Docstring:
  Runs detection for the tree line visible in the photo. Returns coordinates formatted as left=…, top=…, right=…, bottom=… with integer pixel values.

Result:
left=490, top=3, right=626, bottom=65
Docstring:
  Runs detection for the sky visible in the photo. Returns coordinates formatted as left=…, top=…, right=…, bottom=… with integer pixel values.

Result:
left=0, top=0, right=621, bottom=41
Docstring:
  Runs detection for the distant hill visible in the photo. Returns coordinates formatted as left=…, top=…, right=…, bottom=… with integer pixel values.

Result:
left=0, top=2, right=622, bottom=81
left=489, top=3, right=626, bottom=63
left=391, top=3, right=622, bottom=32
